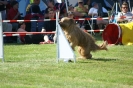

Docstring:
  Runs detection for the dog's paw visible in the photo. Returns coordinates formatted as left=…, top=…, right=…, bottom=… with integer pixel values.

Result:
left=78, top=55, right=92, bottom=59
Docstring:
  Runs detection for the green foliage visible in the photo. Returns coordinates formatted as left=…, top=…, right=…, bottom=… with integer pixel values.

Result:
left=0, top=37, right=133, bottom=88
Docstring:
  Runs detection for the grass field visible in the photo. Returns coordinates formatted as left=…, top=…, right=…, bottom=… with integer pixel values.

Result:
left=0, top=35, right=133, bottom=88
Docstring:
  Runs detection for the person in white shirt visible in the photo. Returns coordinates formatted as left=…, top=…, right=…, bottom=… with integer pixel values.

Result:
left=88, top=2, right=108, bottom=29
left=117, top=2, right=133, bottom=23
left=88, top=2, right=98, bottom=17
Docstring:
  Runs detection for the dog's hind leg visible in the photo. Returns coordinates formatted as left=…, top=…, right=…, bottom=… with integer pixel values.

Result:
left=78, top=47, right=92, bottom=59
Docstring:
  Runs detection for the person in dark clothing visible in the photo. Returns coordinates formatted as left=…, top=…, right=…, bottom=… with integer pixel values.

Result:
left=6, top=0, right=15, bottom=13
left=41, top=8, right=56, bottom=44
left=24, top=4, right=44, bottom=32
left=26, top=0, right=41, bottom=14
left=7, top=1, right=21, bottom=32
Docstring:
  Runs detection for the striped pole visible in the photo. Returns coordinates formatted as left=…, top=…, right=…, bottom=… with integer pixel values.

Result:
left=86, top=29, right=104, bottom=32
left=3, top=30, right=104, bottom=37
left=3, top=32, right=55, bottom=37
left=2, top=19, right=56, bottom=23
left=1, top=16, right=133, bottom=23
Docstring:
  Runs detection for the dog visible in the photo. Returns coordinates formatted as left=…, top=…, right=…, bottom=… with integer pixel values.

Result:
left=59, top=17, right=107, bottom=59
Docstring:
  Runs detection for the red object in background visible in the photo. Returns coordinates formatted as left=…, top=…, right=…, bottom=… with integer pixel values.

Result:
left=102, top=23, right=122, bottom=45
left=24, top=13, right=44, bottom=20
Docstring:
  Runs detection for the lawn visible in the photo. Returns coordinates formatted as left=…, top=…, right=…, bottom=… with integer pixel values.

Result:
left=0, top=35, right=133, bottom=88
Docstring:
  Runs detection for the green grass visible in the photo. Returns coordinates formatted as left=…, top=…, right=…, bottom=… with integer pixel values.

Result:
left=0, top=35, right=133, bottom=88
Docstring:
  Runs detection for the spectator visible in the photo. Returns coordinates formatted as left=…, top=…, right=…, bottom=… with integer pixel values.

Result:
left=75, top=0, right=91, bottom=8
left=55, top=1, right=67, bottom=18
left=41, top=8, right=56, bottom=44
left=88, top=2, right=108, bottom=29
left=67, top=11, right=74, bottom=19
left=7, top=1, right=20, bottom=31
left=74, top=0, right=88, bottom=17
left=117, top=2, right=133, bottom=23
left=17, top=22, right=27, bottom=32
left=68, top=5, right=88, bottom=17
left=26, top=0, right=41, bottom=14
left=43, top=8, right=56, bottom=32
left=6, top=0, right=15, bottom=13
left=24, top=4, right=44, bottom=32
left=88, top=2, right=99, bottom=17
left=17, top=22, right=27, bottom=43
left=0, top=0, right=8, bottom=20
left=17, top=22, right=35, bottom=44
left=44, top=0, right=56, bottom=18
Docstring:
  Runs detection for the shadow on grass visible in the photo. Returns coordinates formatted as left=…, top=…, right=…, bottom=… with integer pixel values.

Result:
left=77, top=61, right=93, bottom=63
left=5, top=60, right=21, bottom=63
left=92, top=58, right=119, bottom=62
left=78, top=58, right=119, bottom=63
left=4, top=58, right=119, bottom=64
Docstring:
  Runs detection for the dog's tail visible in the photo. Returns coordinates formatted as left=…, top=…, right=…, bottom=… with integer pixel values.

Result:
left=99, top=41, right=108, bottom=51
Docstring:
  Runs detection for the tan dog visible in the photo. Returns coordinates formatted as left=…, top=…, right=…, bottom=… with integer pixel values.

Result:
left=59, top=17, right=107, bottom=59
